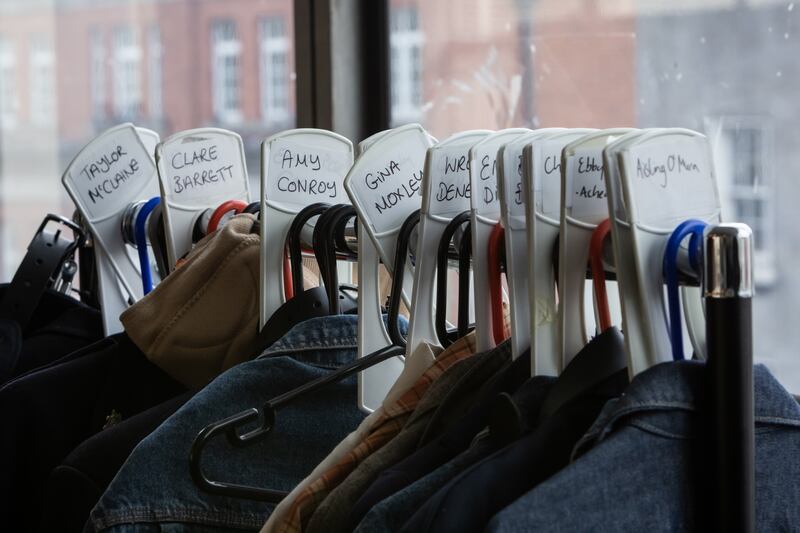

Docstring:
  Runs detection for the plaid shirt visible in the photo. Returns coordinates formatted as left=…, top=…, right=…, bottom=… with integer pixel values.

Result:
left=274, top=332, right=478, bottom=533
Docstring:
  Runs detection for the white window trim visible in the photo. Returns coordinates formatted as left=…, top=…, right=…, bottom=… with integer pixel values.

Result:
left=390, top=8, right=424, bottom=124
left=707, top=115, right=777, bottom=287
left=0, top=38, right=18, bottom=129
left=112, top=27, right=142, bottom=120
left=211, top=20, right=243, bottom=125
left=29, top=37, right=55, bottom=126
left=259, top=17, right=290, bottom=125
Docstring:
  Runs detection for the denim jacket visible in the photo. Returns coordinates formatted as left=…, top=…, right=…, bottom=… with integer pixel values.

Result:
left=487, top=361, right=800, bottom=532
left=88, top=315, right=404, bottom=532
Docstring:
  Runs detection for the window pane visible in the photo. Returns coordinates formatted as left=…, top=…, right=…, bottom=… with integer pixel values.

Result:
left=0, top=0, right=296, bottom=284
left=389, top=0, right=799, bottom=389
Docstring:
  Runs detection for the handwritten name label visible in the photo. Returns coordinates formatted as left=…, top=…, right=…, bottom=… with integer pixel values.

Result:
left=347, top=129, right=431, bottom=235
left=66, top=126, right=156, bottom=220
left=265, top=138, right=352, bottom=205
left=504, top=141, right=529, bottom=220
left=564, top=148, right=609, bottom=221
left=160, top=133, right=247, bottom=204
left=429, top=148, right=473, bottom=216
left=623, top=136, right=717, bottom=224
left=534, top=138, right=573, bottom=219
left=472, top=132, right=528, bottom=217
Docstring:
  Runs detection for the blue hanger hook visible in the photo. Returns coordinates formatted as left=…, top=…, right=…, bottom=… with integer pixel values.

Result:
left=663, top=219, right=707, bottom=361
left=134, top=196, right=161, bottom=295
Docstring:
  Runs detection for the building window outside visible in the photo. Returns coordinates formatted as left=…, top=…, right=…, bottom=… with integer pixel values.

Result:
left=90, top=29, right=106, bottom=120
left=259, top=16, right=290, bottom=125
left=112, top=26, right=142, bottom=120
left=29, top=36, right=55, bottom=126
left=147, top=25, right=163, bottom=120
left=390, top=6, right=423, bottom=125
left=0, top=37, right=18, bottom=129
left=709, top=116, right=777, bottom=287
left=211, top=20, right=242, bottom=124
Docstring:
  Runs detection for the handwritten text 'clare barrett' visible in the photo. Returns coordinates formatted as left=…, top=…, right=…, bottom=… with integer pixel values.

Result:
left=170, top=144, right=235, bottom=194
left=81, top=145, right=141, bottom=205
left=364, top=160, right=423, bottom=215
left=636, top=153, right=700, bottom=188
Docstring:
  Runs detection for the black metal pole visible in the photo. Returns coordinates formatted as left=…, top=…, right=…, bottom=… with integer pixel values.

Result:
left=704, top=224, right=755, bottom=533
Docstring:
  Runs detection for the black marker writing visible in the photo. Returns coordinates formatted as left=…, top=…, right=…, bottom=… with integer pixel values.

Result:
left=80, top=145, right=128, bottom=180
left=171, top=145, right=218, bottom=169
left=281, top=149, right=321, bottom=171
left=86, top=158, right=140, bottom=204
left=277, top=176, right=337, bottom=198
left=173, top=164, right=235, bottom=194
left=373, top=169, right=423, bottom=214
left=436, top=181, right=470, bottom=202
left=365, top=160, right=401, bottom=190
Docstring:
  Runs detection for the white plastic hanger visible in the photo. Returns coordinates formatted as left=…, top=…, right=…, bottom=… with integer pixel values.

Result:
left=497, top=128, right=565, bottom=361
left=344, top=124, right=435, bottom=412
left=522, top=129, right=596, bottom=376
left=405, top=130, right=492, bottom=357
left=606, top=128, right=720, bottom=376
left=259, top=129, right=354, bottom=327
left=468, top=128, right=532, bottom=352
left=62, top=123, right=159, bottom=334
left=155, top=128, right=251, bottom=268
left=558, top=128, right=634, bottom=368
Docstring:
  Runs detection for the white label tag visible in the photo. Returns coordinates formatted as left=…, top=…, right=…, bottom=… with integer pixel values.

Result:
left=536, top=139, right=569, bottom=218
left=65, top=125, right=156, bottom=221
left=506, top=146, right=527, bottom=219
left=429, top=146, right=473, bottom=217
left=565, top=147, right=608, bottom=221
left=266, top=138, right=352, bottom=206
left=348, top=129, right=430, bottom=235
left=160, top=132, right=247, bottom=205
left=473, top=145, right=501, bottom=216
left=625, top=136, right=717, bottom=224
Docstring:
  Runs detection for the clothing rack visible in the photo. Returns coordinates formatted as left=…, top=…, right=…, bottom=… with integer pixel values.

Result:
left=705, top=224, right=755, bottom=533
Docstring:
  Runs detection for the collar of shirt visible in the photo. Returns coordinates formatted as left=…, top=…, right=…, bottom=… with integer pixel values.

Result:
left=573, top=360, right=800, bottom=461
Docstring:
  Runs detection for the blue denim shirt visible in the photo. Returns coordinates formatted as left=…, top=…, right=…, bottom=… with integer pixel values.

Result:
left=487, top=361, right=800, bottom=532
left=88, top=315, right=405, bottom=532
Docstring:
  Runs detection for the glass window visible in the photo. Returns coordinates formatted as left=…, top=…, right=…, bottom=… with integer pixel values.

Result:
left=89, top=28, right=107, bottom=121
left=112, top=26, right=142, bottom=120
left=211, top=19, right=242, bottom=124
left=0, top=36, right=17, bottom=129
left=388, top=0, right=800, bottom=389
left=0, top=0, right=296, bottom=281
left=29, top=36, right=55, bottom=127
left=259, top=16, right=291, bottom=126
left=147, top=25, right=163, bottom=121
left=389, top=5, right=423, bottom=125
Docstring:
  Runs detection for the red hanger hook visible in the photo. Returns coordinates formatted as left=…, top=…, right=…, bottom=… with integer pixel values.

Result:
left=589, top=219, right=613, bottom=333
left=488, top=222, right=508, bottom=344
left=208, top=200, right=248, bottom=233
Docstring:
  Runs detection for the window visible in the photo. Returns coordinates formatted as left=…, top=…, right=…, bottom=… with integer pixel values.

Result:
left=29, top=36, right=55, bottom=127
left=389, top=6, right=423, bottom=125
left=89, top=29, right=106, bottom=120
left=708, top=116, right=776, bottom=287
left=259, top=16, right=290, bottom=125
left=211, top=20, right=242, bottom=124
left=112, top=27, right=142, bottom=120
left=0, top=37, right=17, bottom=129
left=147, top=25, right=163, bottom=120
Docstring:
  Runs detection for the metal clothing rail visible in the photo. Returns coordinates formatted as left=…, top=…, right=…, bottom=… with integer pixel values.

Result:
left=705, top=224, right=755, bottom=533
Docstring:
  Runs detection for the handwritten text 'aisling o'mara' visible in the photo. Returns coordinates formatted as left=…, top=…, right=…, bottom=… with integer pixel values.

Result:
left=636, top=153, right=700, bottom=188
left=364, top=160, right=423, bottom=215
